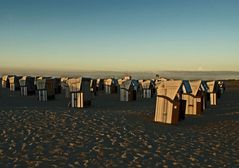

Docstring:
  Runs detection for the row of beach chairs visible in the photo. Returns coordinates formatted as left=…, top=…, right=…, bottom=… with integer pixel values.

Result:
left=1, top=75, right=225, bottom=124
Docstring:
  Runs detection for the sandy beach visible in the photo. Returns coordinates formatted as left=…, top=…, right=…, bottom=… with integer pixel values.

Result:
left=1, top=0, right=239, bottom=166
left=0, top=81, right=239, bottom=167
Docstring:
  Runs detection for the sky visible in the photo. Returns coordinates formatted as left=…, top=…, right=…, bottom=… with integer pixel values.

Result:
left=0, top=0, right=239, bottom=72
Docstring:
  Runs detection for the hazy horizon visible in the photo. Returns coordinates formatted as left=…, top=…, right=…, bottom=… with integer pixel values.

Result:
left=1, top=67, right=239, bottom=80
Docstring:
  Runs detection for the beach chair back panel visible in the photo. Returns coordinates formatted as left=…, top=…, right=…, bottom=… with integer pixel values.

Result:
left=9, top=77, right=16, bottom=91
left=155, top=95, right=175, bottom=123
left=2, top=75, right=8, bottom=82
left=155, top=80, right=183, bottom=124
left=155, top=88, right=174, bottom=124
left=19, top=78, right=27, bottom=87
left=36, top=79, right=46, bottom=90
left=2, top=75, right=10, bottom=88
left=155, top=88, right=167, bottom=122
left=120, top=80, right=132, bottom=90
left=183, top=93, right=202, bottom=115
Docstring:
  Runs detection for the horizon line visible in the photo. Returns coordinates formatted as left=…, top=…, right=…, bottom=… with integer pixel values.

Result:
left=1, top=67, right=239, bottom=73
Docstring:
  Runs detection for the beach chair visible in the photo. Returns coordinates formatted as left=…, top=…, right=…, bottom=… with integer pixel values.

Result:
left=2, top=75, right=11, bottom=88
left=140, top=80, right=154, bottom=98
left=154, top=80, right=191, bottom=124
left=120, top=80, right=137, bottom=101
left=68, top=77, right=91, bottom=108
left=207, top=81, right=218, bottom=105
left=19, top=76, right=35, bottom=96
left=36, top=78, right=55, bottom=101
left=104, top=78, right=118, bottom=94
left=9, top=76, right=22, bottom=91
left=182, top=80, right=209, bottom=115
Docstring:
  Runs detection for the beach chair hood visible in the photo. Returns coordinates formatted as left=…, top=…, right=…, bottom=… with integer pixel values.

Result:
left=157, top=80, right=183, bottom=101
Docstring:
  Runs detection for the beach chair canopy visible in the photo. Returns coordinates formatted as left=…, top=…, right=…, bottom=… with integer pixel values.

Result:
left=68, top=78, right=83, bottom=92
left=60, top=77, right=69, bottom=87
left=61, top=77, right=68, bottom=82
left=154, top=80, right=162, bottom=89
left=120, top=80, right=132, bottom=90
left=19, top=76, right=28, bottom=86
left=104, top=79, right=112, bottom=86
left=188, top=80, right=209, bottom=96
left=189, top=80, right=202, bottom=96
left=2, top=75, right=9, bottom=81
left=207, top=81, right=217, bottom=93
left=117, top=79, right=124, bottom=86
left=9, top=76, right=21, bottom=84
left=19, top=76, right=35, bottom=87
left=182, top=80, right=192, bottom=94
left=9, top=76, right=15, bottom=84
left=104, top=78, right=118, bottom=86
left=157, top=80, right=184, bottom=100
left=141, top=80, right=151, bottom=89
left=67, top=77, right=91, bottom=92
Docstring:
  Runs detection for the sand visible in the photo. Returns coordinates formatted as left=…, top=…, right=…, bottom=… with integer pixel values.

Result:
left=0, top=82, right=239, bottom=167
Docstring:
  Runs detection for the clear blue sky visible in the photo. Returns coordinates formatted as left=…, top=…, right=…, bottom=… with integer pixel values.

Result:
left=0, top=0, right=239, bottom=72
